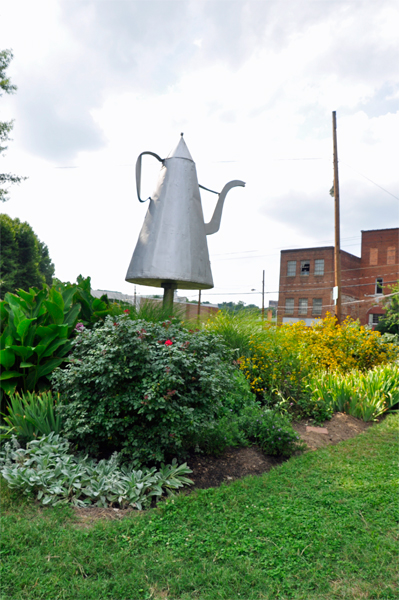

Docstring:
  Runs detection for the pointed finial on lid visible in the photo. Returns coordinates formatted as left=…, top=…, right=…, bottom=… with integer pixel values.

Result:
left=166, top=134, right=193, bottom=161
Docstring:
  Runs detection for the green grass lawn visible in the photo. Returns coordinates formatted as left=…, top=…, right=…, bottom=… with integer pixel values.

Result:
left=1, top=414, right=398, bottom=600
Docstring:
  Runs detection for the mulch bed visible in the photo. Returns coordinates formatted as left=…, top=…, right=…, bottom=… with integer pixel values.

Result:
left=72, top=412, right=375, bottom=525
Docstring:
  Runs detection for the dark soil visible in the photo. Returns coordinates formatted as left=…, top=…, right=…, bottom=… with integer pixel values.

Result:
left=73, top=412, right=374, bottom=525
left=186, top=446, right=285, bottom=490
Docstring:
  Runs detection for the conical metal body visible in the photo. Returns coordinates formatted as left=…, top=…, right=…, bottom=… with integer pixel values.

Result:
left=126, top=136, right=214, bottom=290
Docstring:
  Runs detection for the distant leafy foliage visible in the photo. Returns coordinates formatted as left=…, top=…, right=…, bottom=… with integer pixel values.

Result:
left=1, top=391, right=62, bottom=442
left=52, top=315, right=236, bottom=464
left=0, top=214, right=55, bottom=298
left=0, top=433, right=193, bottom=509
left=217, top=301, right=261, bottom=314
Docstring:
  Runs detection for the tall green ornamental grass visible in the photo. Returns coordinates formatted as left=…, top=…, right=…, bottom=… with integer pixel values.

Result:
left=117, top=299, right=185, bottom=324
left=0, top=391, right=62, bottom=442
left=304, top=363, right=399, bottom=422
left=205, top=309, right=265, bottom=358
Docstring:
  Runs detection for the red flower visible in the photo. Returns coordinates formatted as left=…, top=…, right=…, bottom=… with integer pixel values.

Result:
left=165, top=340, right=173, bottom=346
left=124, top=309, right=130, bottom=314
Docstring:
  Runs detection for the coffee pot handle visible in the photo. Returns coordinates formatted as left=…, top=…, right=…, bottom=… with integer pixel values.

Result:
left=136, top=151, right=163, bottom=202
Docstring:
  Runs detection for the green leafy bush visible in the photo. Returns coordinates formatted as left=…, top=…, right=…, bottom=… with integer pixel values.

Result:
left=1, top=391, right=62, bottom=442
left=194, top=405, right=305, bottom=458
left=0, top=433, right=193, bottom=509
left=219, top=369, right=258, bottom=414
left=236, top=406, right=306, bottom=456
left=52, top=315, right=236, bottom=464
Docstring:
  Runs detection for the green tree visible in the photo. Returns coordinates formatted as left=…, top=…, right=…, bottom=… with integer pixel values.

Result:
left=0, top=214, right=55, bottom=298
left=376, top=283, right=399, bottom=335
left=218, top=300, right=260, bottom=314
left=1, top=49, right=26, bottom=202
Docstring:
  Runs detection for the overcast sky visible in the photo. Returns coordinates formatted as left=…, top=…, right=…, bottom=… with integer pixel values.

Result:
left=2, top=0, right=398, bottom=306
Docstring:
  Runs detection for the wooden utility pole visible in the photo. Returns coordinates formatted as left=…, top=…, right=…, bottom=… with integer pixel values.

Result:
left=332, top=111, right=342, bottom=323
left=197, top=289, right=201, bottom=321
left=261, top=269, right=265, bottom=320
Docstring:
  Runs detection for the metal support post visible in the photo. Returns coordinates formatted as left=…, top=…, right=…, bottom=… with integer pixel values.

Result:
left=162, top=281, right=177, bottom=313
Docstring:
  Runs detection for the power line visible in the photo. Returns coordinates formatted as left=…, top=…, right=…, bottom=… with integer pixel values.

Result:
left=186, top=277, right=399, bottom=299
left=49, top=159, right=399, bottom=201
left=280, top=277, right=398, bottom=292
left=280, top=263, right=399, bottom=277
left=340, top=161, right=399, bottom=201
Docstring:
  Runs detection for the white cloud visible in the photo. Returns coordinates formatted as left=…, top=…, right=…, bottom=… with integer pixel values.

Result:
left=1, top=0, right=398, bottom=305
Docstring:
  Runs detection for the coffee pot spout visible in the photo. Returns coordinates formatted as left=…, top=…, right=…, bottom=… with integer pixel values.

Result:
left=204, top=180, right=246, bottom=235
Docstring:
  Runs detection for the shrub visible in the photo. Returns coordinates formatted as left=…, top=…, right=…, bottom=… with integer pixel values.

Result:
left=219, top=369, right=258, bottom=415
left=0, top=433, right=193, bottom=509
left=376, top=282, right=399, bottom=335
left=236, top=406, right=306, bottom=456
left=193, top=405, right=306, bottom=458
left=304, top=314, right=396, bottom=372
left=52, top=315, right=236, bottom=464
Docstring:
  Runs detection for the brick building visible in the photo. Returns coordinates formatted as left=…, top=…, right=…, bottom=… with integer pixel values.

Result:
left=92, top=289, right=219, bottom=320
left=277, top=228, right=398, bottom=327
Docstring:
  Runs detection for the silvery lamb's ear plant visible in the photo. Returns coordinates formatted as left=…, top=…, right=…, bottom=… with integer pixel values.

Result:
left=0, top=432, right=193, bottom=509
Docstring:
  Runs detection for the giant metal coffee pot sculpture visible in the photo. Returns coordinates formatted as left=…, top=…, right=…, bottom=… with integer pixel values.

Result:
left=125, top=134, right=245, bottom=307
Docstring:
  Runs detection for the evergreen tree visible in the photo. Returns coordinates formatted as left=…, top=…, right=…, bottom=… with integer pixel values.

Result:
left=0, top=214, right=55, bottom=298
left=1, top=49, right=26, bottom=202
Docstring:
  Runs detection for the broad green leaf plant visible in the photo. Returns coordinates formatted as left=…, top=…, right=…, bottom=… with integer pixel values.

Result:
left=0, top=285, right=80, bottom=398
left=0, top=276, right=113, bottom=399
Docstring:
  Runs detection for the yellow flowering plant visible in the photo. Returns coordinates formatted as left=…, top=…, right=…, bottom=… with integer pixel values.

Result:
left=237, top=313, right=397, bottom=418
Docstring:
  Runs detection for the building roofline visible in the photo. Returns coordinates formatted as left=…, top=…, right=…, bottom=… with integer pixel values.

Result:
left=361, top=227, right=399, bottom=233
left=281, top=247, right=360, bottom=259
left=281, top=246, right=334, bottom=253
